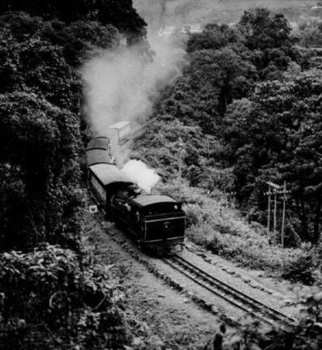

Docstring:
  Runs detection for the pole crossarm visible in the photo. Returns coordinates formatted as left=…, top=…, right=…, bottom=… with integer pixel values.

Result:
left=265, top=181, right=281, bottom=189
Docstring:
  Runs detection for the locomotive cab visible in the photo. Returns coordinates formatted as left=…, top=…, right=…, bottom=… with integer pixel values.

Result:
left=116, top=195, right=185, bottom=254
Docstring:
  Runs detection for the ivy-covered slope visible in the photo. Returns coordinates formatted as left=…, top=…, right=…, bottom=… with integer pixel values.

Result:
left=0, top=2, right=148, bottom=349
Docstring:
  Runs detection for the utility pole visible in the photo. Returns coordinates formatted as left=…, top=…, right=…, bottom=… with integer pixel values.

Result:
left=178, top=138, right=184, bottom=200
left=267, top=183, right=271, bottom=233
left=273, top=190, right=277, bottom=235
left=265, top=180, right=290, bottom=246
left=265, top=181, right=281, bottom=244
left=281, top=181, right=287, bottom=247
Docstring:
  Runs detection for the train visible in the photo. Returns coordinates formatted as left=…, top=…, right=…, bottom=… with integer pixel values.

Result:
left=86, top=131, right=185, bottom=255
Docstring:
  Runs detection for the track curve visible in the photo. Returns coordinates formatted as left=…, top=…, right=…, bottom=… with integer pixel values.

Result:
left=164, top=254, right=297, bottom=329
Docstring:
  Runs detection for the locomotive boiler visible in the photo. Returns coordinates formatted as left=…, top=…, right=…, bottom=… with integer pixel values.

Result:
left=86, top=135, right=185, bottom=255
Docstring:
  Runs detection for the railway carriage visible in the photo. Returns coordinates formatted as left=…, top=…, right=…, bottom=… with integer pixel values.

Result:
left=88, top=163, right=132, bottom=215
left=86, top=136, right=112, bottom=166
left=86, top=136, right=110, bottom=151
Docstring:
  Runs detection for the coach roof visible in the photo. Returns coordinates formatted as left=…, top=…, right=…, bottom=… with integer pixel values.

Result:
left=86, top=137, right=109, bottom=151
left=132, top=195, right=177, bottom=207
left=86, top=149, right=111, bottom=166
left=89, top=163, right=132, bottom=186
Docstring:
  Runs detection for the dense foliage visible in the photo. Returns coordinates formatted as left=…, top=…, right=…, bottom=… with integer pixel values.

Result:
left=0, top=9, right=129, bottom=252
left=0, top=245, right=129, bottom=350
left=224, top=70, right=322, bottom=243
left=0, top=0, right=146, bottom=41
left=1, top=1, right=322, bottom=348
left=0, top=14, right=85, bottom=252
left=137, top=7, right=322, bottom=246
left=0, top=92, right=82, bottom=251
left=0, top=12, right=121, bottom=70
left=0, top=1, right=150, bottom=348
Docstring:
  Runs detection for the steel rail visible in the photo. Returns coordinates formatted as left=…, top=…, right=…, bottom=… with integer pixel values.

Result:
left=164, top=254, right=297, bottom=328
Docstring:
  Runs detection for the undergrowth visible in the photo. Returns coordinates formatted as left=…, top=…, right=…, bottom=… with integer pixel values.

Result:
left=156, top=180, right=306, bottom=275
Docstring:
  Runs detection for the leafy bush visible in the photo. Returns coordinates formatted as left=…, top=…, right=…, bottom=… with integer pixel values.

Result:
left=0, top=245, right=129, bottom=350
left=282, top=247, right=316, bottom=285
left=132, top=119, right=207, bottom=180
left=155, top=182, right=303, bottom=272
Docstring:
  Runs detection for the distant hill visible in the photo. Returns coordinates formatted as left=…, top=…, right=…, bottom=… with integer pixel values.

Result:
left=134, top=0, right=319, bottom=28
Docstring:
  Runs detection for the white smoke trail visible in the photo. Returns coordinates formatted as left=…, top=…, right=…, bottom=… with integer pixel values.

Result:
left=122, top=159, right=160, bottom=193
left=81, top=3, right=186, bottom=193
left=82, top=37, right=185, bottom=136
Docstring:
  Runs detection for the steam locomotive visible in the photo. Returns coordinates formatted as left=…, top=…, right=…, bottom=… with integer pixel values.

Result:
left=86, top=135, right=185, bottom=255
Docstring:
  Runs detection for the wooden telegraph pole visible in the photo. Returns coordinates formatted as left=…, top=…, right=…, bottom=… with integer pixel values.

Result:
left=265, top=181, right=281, bottom=244
left=281, top=181, right=288, bottom=247
left=267, top=183, right=271, bottom=233
left=265, top=181, right=289, bottom=247
left=178, top=138, right=184, bottom=200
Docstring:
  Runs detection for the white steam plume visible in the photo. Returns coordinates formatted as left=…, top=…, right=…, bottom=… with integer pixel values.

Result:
left=82, top=3, right=185, bottom=193
left=122, top=160, right=160, bottom=193
left=82, top=35, right=185, bottom=135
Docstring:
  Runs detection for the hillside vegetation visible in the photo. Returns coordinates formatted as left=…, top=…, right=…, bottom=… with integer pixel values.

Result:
left=0, top=2, right=147, bottom=349
left=131, top=6, right=322, bottom=348
left=1, top=0, right=322, bottom=349
left=132, top=5, right=322, bottom=295
left=134, top=7, right=322, bottom=249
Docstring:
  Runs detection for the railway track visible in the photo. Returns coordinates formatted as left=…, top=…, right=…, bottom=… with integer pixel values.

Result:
left=164, top=254, right=297, bottom=329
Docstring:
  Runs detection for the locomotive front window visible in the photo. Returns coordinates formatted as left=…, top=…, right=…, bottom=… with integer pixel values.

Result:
left=145, top=203, right=181, bottom=215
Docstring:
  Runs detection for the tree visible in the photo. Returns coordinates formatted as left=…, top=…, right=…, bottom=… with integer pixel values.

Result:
left=0, top=15, right=87, bottom=111
left=0, top=0, right=147, bottom=41
left=159, top=45, right=256, bottom=133
left=0, top=12, right=121, bottom=68
left=297, top=20, right=322, bottom=48
left=0, top=92, right=82, bottom=251
left=238, top=8, right=293, bottom=51
left=223, top=70, right=322, bottom=243
left=186, top=23, right=239, bottom=53
left=238, top=8, right=298, bottom=77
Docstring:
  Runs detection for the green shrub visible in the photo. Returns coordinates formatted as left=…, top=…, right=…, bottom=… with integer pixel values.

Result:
left=0, top=245, right=129, bottom=350
left=282, top=248, right=316, bottom=285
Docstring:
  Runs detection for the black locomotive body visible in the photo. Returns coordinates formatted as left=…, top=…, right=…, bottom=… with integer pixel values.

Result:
left=112, top=193, right=185, bottom=253
left=87, top=137, right=185, bottom=254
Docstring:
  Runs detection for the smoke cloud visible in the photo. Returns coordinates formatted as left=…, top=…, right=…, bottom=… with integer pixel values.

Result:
left=82, top=2, right=186, bottom=193
left=122, top=159, right=160, bottom=193
left=82, top=33, right=185, bottom=136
